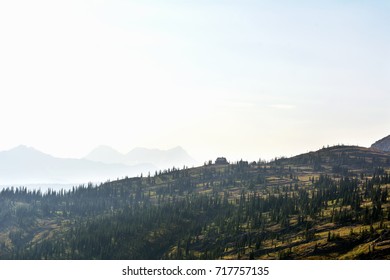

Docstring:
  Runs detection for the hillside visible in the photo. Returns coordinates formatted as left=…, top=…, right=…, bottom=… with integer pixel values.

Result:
left=1, top=145, right=390, bottom=260
left=279, top=145, right=390, bottom=170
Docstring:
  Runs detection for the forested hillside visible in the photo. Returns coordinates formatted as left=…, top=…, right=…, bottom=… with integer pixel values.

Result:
left=1, top=145, right=390, bottom=259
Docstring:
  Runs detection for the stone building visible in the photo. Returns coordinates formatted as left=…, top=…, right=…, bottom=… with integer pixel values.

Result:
left=215, top=157, right=228, bottom=165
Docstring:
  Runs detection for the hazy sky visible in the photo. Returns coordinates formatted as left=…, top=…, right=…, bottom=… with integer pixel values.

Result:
left=1, top=0, right=389, bottom=162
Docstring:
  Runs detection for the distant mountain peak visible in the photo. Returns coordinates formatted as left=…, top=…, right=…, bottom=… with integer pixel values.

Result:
left=4, top=145, right=53, bottom=159
left=371, top=135, right=390, bottom=152
left=85, top=145, right=198, bottom=169
left=89, top=145, right=122, bottom=154
left=85, top=145, right=124, bottom=164
left=128, top=147, right=157, bottom=153
left=170, top=146, right=185, bottom=151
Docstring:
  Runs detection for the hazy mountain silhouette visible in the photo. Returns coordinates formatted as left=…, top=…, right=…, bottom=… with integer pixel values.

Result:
left=0, top=145, right=156, bottom=185
left=84, top=145, right=126, bottom=164
left=85, top=145, right=198, bottom=170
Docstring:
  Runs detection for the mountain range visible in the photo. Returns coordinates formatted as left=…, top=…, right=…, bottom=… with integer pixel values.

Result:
left=0, top=145, right=197, bottom=186
left=84, top=145, right=198, bottom=169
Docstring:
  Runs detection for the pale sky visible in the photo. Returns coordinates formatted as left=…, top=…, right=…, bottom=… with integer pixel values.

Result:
left=1, top=0, right=389, bottom=162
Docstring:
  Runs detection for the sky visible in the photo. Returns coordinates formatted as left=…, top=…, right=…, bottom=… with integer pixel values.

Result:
left=0, top=0, right=389, bottom=162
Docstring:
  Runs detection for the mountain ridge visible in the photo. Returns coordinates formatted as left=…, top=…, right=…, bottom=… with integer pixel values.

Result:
left=85, top=145, right=198, bottom=169
left=0, top=146, right=156, bottom=185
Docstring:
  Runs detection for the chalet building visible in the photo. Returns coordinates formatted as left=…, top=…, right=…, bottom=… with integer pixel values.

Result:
left=215, top=157, right=228, bottom=165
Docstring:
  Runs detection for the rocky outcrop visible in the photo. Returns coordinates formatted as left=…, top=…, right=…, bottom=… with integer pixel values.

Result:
left=371, top=135, right=390, bottom=152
